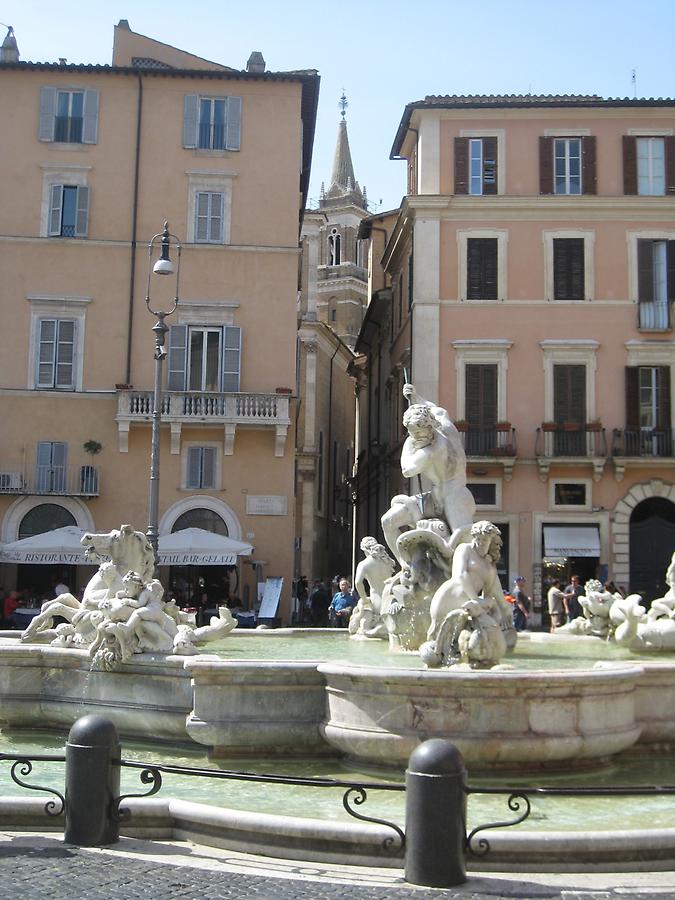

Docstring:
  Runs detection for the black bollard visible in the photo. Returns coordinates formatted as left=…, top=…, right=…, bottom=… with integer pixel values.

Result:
left=64, top=714, right=121, bottom=846
left=404, top=738, right=467, bottom=888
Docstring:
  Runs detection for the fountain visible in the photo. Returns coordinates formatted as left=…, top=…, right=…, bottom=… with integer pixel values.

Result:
left=1, top=385, right=675, bottom=775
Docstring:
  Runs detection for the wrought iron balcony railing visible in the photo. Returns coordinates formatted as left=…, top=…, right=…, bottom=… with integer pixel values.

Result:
left=535, top=424, right=607, bottom=458
left=457, top=424, right=517, bottom=458
left=0, top=464, right=100, bottom=496
left=612, top=428, right=674, bottom=458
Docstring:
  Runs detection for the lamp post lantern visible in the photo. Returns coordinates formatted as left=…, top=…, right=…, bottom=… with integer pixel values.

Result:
left=145, top=222, right=181, bottom=561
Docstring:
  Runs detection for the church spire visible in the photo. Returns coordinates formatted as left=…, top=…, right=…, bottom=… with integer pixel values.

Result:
left=321, top=93, right=366, bottom=210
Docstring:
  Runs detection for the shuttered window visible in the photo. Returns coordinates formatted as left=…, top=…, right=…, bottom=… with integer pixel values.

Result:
left=39, top=88, right=99, bottom=144
left=48, top=185, right=89, bottom=238
left=195, top=192, right=224, bottom=243
left=637, top=239, right=675, bottom=329
left=455, top=137, right=497, bottom=195
left=553, top=238, right=585, bottom=300
left=465, top=364, right=498, bottom=455
left=167, top=325, right=241, bottom=392
left=183, top=95, right=242, bottom=151
left=540, top=136, right=596, bottom=195
left=553, top=364, right=586, bottom=424
left=624, top=136, right=675, bottom=195
left=467, top=238, right=498, bottom=300
left=37, top=319, right=75, bottom=389
left=186, top=447, right=217, bottom=489
left=626, top=366, right=671, bottom=431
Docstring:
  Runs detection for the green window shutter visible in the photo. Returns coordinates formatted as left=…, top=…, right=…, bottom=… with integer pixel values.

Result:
left=665, top=137, right=675, bottom=195
left=74, top=186, right=89, bottom=237
left=226, top=96, right=241, bottom=150
left=222, top=326, right=241, bottom=392
left=49, top=185, right=63, bottom=235
left=82, top=90, right=99, bottom=144
left=657, top=367, right=672, bottom=430
left=637, top=240, right=654, bottom=303
left=186, top=447, right=202, bottom=488
left=37, top=319, right=57, bottom=386
left=454, top=137, right=468, bottom=194
left=625, top=366, right=639, bottom=431
left=167, top=325, right=188, bottom=390
left=582, top=136, right=597, bottom=195
left=623, top=136, right=637, bottom=195
left=202, top=447, right=216, bottom=488
left=55, top=320, right=75, bottom=388
left=183, top=94, right=199, bottom=148
left=482, top=136, right=498, bottom=195
left=553, top=239, right=584, bottom=301
left=667, top=240, right=675, bottom=302
left=39, top=87, right=57, bottom=141
left=539, top=136, right=553, bottom=194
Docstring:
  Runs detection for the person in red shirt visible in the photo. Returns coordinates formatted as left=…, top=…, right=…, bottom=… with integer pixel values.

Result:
left=3, top=591, right=22, bottom=627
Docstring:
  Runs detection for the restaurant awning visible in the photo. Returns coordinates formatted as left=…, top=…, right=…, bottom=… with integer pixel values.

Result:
left=543, top=525, right=600, bottom=558
left=0, top=526, right=89, bottom=565
left=157, top=528, right=253, bottom=566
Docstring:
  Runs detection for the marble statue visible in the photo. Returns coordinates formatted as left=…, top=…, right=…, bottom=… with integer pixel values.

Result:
left=555, top=579, right=618, bottom=638
left=419, top=521, right=515, bottom=668
left=381, top=384, right=475, bottom=565
left=349, top=537, right=396, bottom=639
left=612, top=552, right=675, bottom=651
left=21, top=525, right=236, bottom=666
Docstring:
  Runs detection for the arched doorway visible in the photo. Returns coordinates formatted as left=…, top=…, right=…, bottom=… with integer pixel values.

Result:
left=629, top=497, right=675, bottom=603
left=17, top=503, right=77, bottom=597
left=169, top=507, right=235, bottom=612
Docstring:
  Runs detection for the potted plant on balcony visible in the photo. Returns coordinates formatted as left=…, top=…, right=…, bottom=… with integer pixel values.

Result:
left=586, top=419, right=602, bottom=432
left=81, top=440, right=102, bottom=494
left=495, top=421, right=512, bottom=432
left=541, top=422, right=557, bottom=432
left=454, top=420, right=469, bottom=432
left=563, top=422, right=581, bottom=432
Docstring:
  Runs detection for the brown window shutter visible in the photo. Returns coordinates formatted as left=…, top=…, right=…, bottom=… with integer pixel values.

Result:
left=625, top=367, right=639, bottom=431
left=554, top=364, right=586, bottom=423
left=467, top=238, right=498, bottom=300
left=466, top=364, right=498, bottom=426
left=482, top=136, right=498, bottom=195
left=637, top=240, right=654, bottom=302
left=454, top=137, right=468, bottom=194
left=657, top=366, right=672, bottom=430
left=582, top=136, right=597, bottom=195
left=553, top=238, right=585, bottom=300
left=668, top=241, right=675, bottom=302
left=539, top=136, right=553, bottom=194
left=666, top=137, right=675, bottom=195
left=623, top=136, right=637, bottom=195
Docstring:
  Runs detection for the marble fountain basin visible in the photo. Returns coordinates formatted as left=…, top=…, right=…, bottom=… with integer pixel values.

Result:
left=0, top=630, right=673, bottom=772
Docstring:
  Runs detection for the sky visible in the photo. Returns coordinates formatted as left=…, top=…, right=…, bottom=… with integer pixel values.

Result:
left=3, top=1, right=675, bottom=213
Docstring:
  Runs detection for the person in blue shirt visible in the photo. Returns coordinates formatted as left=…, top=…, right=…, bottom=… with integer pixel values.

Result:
left=329, top=578, right=356, bottom=627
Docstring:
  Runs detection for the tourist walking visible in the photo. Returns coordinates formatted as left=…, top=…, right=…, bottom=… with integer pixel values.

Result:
left=511, top=575, right=530, bottom=631
left=564, top=575, right=583, bottom=622
left=547, top=578, right=566, bottom=631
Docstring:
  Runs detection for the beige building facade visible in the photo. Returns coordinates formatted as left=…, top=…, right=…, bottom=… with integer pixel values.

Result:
left=0, top=22, right=319, bottom=621
left=357, top=95, right=675, bottom=618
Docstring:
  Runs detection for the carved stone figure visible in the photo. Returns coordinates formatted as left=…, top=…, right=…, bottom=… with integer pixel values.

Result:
left=381, top=384, right=475, bottom=565
left=349, top=537, right=396, bottom=639
left=555, top=579, right=617, bottom=638
left=20, top=525, right=237, bottom=666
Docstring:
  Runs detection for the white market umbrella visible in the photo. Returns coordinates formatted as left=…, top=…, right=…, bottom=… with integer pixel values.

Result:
left=0, top=526, right=89, bottom=565
left=157, top=528, right=253, bottom=566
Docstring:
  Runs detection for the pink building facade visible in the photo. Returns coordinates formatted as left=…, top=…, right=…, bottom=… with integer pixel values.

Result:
left=357, top=95, right=675, bottom=622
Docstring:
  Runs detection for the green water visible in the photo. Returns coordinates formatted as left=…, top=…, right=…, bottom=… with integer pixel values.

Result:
left=2, top=728, right=675, bottom=833
left=205, top=631, right=667, bottom=670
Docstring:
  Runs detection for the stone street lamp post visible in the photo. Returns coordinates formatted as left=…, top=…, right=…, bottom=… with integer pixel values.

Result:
left=145, top=222, right=181, bottom=561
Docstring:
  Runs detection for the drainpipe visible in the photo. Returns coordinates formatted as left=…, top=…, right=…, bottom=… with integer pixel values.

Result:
left=125, top=72, right=144, bottom=384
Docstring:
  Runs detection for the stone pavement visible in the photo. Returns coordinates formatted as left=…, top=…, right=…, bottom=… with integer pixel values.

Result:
left=2, top=833, right=675, bottom=899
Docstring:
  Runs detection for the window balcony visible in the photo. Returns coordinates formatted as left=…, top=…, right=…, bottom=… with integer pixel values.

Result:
left=0, top=464, right=100, bottom=497
left=115, top=389, right=291, bottom=457
left=317, top=263, right=367, bottom=282
left=457, top=423, right=517, bottom=481
left=535, top=423, right=607, bottom=482
left=611, top=427, right=675, bottom=482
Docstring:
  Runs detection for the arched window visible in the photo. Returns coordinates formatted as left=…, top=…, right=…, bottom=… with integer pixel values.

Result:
left=18, top=503, right=76, bottom=540
left=328, top=228, right=341, bottom=266
left=172, top=508, right=228, bottom=535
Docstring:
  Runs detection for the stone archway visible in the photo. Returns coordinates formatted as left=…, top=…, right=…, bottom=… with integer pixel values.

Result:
left=1, top=495, right=95, bottom=543
left=158, top=495, right=243, bottom=541
left=611, top=479, right=675, bottom=597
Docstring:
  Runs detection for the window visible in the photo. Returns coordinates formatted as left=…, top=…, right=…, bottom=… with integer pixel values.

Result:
left=623, top=135, right=675, bottom=195
left=466, top=238, right=498, bottom=300
left=48, top=185, right=89, bottom=238
left=39, top=87, right=99, bottom=144
left=183, top=95, right=241, bottom=151
left=553, top=364, right=586, bottom=454
left=465, top=364, right=497, bottom=454
left=35, top=442, right=67, bottom=493
left=454, top=136, right=497, bottom=195
left=186, top=446, right=217, bottom=489
left=168, top=325, right=241, bottom=392
left=552, top=482, right=588, bottom=507
left=637, top=239, right=674, bottom=328
left=539, top=136, right=596, bottom=195
left=328, top=228, right=341, bottom=265
left=553, top=238, right=585, bottom=300
left=195, top=192, right=224, bottom=243
left=467, top=482, right=498, bottom=507
left=625, top=365, right=672, bottom=455
left=36, top=319, right=76, bottom=389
